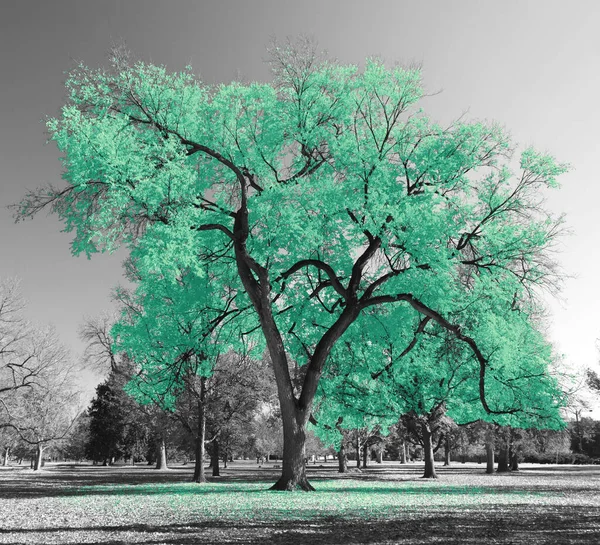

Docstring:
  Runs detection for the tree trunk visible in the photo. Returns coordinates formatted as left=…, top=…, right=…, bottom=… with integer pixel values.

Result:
left=485, top=431, right=494, bottom=474
left=269, top=414, right=313, bottom=491
left=211, top=439, right=220, bottom=477
left=443, top=436, right=451, bottom=466
left=362, top=443, right=368, bottom=469
left=400, top=440, right=407, bottom=464
left=223, top=449, right=228, bottom=469
left=338, top=443, right=348, bottom=473
left=376, top=448, right=383, bottom=464
left=421, top=423, right=438, bottom=478
left=510, top=448, right=519, bottom=471
left=33, top=445, right=43, bottom=471
left=497, top=446, right=509, bottom=472
left=355, top=436, right=361, bottom=469
left=2, top=446, right=9, bottom=466
left=155, top=436, right=168, bottom=470
left=192, top=377, right=207, bottom=483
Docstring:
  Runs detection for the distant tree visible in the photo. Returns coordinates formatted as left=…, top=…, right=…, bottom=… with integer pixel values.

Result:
left=85, top=368, right=152, bottom=466
left=0, top=426, right=18, bottom=466
left=1, top=279, right=65, bottom=405
left=1, top=329, right=81, bottom=470
left=61, top=412, right=90, bottom=462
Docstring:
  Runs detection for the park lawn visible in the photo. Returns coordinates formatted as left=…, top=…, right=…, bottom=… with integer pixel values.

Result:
left=0, top=464, right=599, bottom=544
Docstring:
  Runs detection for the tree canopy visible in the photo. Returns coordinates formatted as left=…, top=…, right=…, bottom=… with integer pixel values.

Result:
left=14, top=40, right=569, bottom=489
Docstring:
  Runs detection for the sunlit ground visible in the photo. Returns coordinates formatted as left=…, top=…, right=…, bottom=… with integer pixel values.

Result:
left=1, top=461, right=599, bottom=544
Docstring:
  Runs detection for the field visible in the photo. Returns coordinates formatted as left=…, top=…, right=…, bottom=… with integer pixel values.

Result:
left=1, top=461, right=599, bottom=544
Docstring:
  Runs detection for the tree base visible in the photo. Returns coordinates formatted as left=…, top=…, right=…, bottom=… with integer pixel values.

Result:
left=421, top=473, right=439, bottom=479
left=192, top=476, right=207, bottom=483
left=269, top=476, right=315, bottom=491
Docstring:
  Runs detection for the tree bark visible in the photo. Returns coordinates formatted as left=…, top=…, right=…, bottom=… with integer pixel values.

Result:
left=338, top=443, right=348, bottom=473
left=510, top=448, right=519, bottom=471
left=155, top=436, right=168, bottom=470
left=376, top=447, right=383, bottom=464
left=355, top=436, right=361, bottom=469
left=485, top=428, right=495, bottom=474
left=211, top=439, right=220, bottom=477
left=362, top=442, right=369, bottom=469
left=497, top=446, right=509, bottom=472
left=33, top=445, right=43, bottom=471
left=192, top=377, right=207, bottom=483
left=400, top=440, right=407, bottom=464
left=443, top=436, right=451, bottom=466
left=269, top=413, right=313, bottom=490
left=2, top=446, right=9, bottom=466
left=421, top=423, right=438, bottom=479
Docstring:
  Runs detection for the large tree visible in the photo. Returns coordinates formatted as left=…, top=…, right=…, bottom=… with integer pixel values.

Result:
left=14, top=41, right=568, bottom=490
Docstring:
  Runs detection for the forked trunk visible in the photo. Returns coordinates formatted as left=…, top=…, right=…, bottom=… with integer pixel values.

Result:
left=421, top=423, right=438, bottom=479
left=192, top=378, right=207, bottom=483
left=269, top=412, right=313, bottom=491
left=211, top=439, right=220, bottom=477
left=155, top=437, right=168, bottom=470
left=338, top=443, right=348, bottom=473
left=33, top=445, right=43, bottom=471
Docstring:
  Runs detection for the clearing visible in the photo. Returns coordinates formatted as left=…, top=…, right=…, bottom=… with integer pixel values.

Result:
left=0, top=461, right=599, bottom=544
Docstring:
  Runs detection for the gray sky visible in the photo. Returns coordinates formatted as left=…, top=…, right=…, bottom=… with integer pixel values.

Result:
left=1, top=0, right=599, bottom=401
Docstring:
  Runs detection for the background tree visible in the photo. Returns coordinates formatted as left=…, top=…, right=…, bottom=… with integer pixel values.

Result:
left=1, top=328, right=81, bottom=470
left=14, top=39, right=569, bottom=490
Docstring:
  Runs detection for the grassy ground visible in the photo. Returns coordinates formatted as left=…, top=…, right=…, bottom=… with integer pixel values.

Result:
left=0, top=461, right=599, bottom=544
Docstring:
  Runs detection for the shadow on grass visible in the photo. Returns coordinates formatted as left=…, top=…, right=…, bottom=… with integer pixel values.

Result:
left=1, top=464, right=599, bottom=500
left=1, top=510, right=599, bottom=544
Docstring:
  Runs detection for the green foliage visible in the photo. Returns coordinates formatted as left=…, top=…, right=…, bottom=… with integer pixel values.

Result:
left=16, top=43, right=569, bottom=460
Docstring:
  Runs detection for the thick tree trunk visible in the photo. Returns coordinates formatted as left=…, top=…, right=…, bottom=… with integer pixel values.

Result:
left=155, top=437, right=168, bottom=470
left=211, top=439, right=220, bottom=477
left=497, top=441, right=510, bottom=473
left=400, top=440, right=407, bottom=464
left=362, top=443, right=368, bottom=469
left=269, top=415, right=313, bottom=491
left=33, top=445, right=43, bottom=471
left=338, top=443, right=348, bottom=473
left=443, top=436, right=451, bottom=466
left=2, top=446, right=9, bottom=466
left=421, top=423, right=438, bottom=478
left=192, top=378, right=207, bottom=483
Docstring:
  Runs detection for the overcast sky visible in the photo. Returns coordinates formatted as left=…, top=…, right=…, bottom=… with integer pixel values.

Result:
left=1, top=0, right=599, bottom=402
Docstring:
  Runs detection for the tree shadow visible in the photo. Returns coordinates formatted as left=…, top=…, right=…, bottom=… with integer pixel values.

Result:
left=1, top=510, right=599, bottom=544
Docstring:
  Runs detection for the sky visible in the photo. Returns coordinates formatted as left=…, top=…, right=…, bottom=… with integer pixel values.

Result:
left=0, top=0, right=599, bottom=405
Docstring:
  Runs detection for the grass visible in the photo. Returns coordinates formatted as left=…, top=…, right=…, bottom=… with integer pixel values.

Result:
left=1, top=461, right=599, bottom=544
